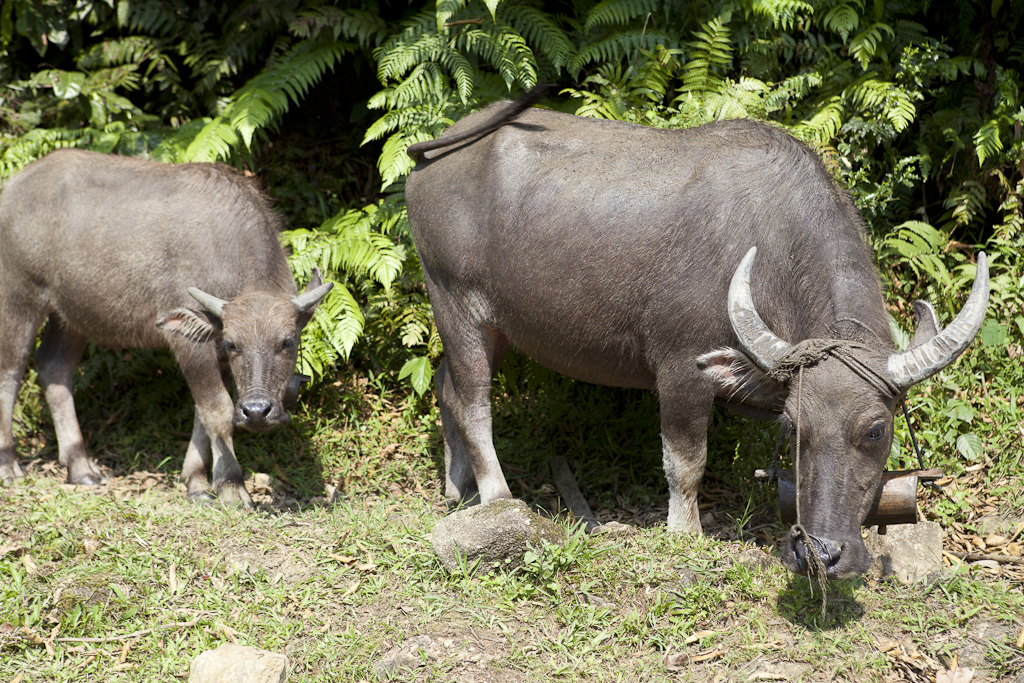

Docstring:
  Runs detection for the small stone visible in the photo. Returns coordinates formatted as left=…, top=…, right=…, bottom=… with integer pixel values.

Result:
left=188, top=642, right=287, bottom=683
left=373, top=652, right=422, bottom=679
left=590, top=521, right=634, bottom=537
left=431, top=499, right=567, bottom=574
left=733, top=548, right=778, bottom=570
left=970, top=559, right=1000, bottom=573
left=973, top=512, right=1024, bottom=537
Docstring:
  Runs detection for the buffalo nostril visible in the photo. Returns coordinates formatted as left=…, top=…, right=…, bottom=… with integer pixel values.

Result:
left=791, top=537, right=808, bottom=572
left=809, top=537, right=843, bottom=569
left=241, top=400, right=273, bottom=420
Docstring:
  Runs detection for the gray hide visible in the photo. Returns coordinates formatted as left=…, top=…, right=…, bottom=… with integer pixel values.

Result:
left=0, top=150, right=331, bottom=506
left=404, top=89, right=988, bottom=580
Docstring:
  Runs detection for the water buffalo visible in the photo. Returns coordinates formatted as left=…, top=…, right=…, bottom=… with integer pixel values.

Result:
left=405, top=89, right=988, bottom=579
left=0, top=149, right=332, bottom=507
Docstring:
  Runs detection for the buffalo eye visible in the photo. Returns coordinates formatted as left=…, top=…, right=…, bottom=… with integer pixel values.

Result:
left=222, top=339, right=238, bottom=353
left=281, top=337, right=297, bottom=352
left=866, top=423, right=886, bottom=441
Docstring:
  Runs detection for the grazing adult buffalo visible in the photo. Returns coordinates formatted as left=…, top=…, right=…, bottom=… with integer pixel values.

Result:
left=0, top=150, right=332, bottom=507
left=405, top=89, right=988, bottom=579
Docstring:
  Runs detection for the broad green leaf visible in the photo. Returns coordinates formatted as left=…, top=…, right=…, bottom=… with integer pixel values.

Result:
left=945, top=402, right=974, bottom=424
left=956, top=433, right=983, bottom=461
left=53, top=70, right=85, bottom=99
left=979, top=319, right=1008, bottom=347
left=399, top=356, right=434, bottom=396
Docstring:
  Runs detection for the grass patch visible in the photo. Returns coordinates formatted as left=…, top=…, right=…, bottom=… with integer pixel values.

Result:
left=2, top=355, right=1022, bottom=681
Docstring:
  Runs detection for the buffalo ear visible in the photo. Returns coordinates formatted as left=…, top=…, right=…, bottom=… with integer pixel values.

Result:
left=156, top=308, right=223, bottom=344
left=697, top=347, right=785, bottom=409
left=907, top=300, right=942, bottom=349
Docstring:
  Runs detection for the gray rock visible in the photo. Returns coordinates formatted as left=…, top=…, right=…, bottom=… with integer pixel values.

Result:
left=972, top=511, right=1024, bottom=537
left=733, top=548, right=779, bottom=570
left=864, top=521, right=943, bottom=584
left=373, top=636, right=442, bottom=679
left=188, top=642, right=287, bottom=683
left=431, top=499, right=567, bottom=574
left=590, top=521, right=635, bottom=537
left=957, top=619, right=1018, bottom=672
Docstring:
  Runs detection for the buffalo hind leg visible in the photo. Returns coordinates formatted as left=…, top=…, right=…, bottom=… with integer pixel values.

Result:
left=172, top=340, right=252, bottom=508
left=658, top=377, right=715, bottom=533
left=0, top=302, right=44, bottom=483
left=35, top=319, right=108, bottom=485
left=436, top=326, right=511, bottom=506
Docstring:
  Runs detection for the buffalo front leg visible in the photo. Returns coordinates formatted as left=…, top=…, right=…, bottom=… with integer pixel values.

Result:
left=435, top=327, right=512, bottom=506
left=173, top=343, right=252, bottom=508
left=35, top=320, right=108, bottom=485
left=658, top=380, right=715, bottom=533
left=180, top=406, right=216, bottom=503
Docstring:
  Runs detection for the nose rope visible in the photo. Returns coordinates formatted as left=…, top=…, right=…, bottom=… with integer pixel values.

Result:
left=791, top=365, right=829, bottom=615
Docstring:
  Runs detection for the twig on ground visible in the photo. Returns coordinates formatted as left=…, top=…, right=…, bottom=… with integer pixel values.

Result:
left=549, top=456, right=599, bottom=533
left=950, top=552, right=1024, bottom=565
left=54, top=612, right=215, bottom=644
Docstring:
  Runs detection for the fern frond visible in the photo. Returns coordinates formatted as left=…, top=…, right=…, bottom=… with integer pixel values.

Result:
left=0, top=127, right=91, bottom=182
left=502, top=5, right=575, bottom=72
left=944, top=180, right=987, bottom=228
left=76, top=36, right=161, bottom=70
left=583, top=0, right=660, bottom=33
left=375, top=14, right=446, bottom=83
left=437, top=0, right=471, bottom=33
left=679, top=16, right=732, bottom=97
left=973, top=118, right=1004, bottom=165
left=821, top=2, right=859, bottom=42
left=849, top=23, right=895, bottom=70
left=288, top=7, right=387, bottom=45
left=751, top=0, right=814, bottom=30
left=570, top=29, right=676, bottom=77
left=227, top=38, right=353, bottom=148
left=182, top=118, right=239, bottom=163
left=790, top=97, right=843, bottom=143
left=878, top=220, right=952, bottom=286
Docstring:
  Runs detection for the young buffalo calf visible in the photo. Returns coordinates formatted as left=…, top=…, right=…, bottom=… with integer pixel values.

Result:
left=0, top=150, right=331, bottom=506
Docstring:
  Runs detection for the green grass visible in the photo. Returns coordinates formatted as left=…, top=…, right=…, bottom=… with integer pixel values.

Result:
left=2, top=352, right=1023, bottom=682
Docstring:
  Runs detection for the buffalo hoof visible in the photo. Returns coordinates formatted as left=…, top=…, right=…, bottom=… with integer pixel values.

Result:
left=0, top=459, right=25, bottom=484
left=66, top=459, right=110, bottom=486
left=187, top=489, right=217, bottom=506
left=216, top=483, right=254, bottom=510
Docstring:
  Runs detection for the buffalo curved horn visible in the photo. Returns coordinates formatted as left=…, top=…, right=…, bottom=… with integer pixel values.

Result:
left=291, top=282, right=334, bottom=313
left=188, top=287, right=228, bottom=317
left=727, top=247, right=792, bottom=371
left=887, top=252, right=989, bottom=389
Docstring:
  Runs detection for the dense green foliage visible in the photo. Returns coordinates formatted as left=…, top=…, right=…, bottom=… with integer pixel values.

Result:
left=1, top=0, right=1022, bottom=502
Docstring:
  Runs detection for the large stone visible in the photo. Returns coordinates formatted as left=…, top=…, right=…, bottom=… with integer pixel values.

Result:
left=188, top=642, right=288, bottom=683
left=956, top=619, right=1018, bottom=672
left=431, top=499, right=567, bottom=574
left=864, top=521, right=943, bottom=584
